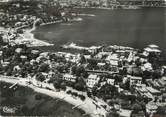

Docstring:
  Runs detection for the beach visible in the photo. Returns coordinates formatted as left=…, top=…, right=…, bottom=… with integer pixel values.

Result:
left=15, top=28, right=54, bottom=47
left=0, top=76, right=108, bottom=117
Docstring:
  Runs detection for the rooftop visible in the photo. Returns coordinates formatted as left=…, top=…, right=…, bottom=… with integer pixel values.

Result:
left=88, top=74, right=98, bottom=79
left=146, top=87, right=160, bottom=94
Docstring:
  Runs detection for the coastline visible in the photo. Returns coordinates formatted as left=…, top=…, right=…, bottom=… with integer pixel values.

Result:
left=74, top=6, right=140, bottom=10
left=14, top=21, right=55, bottom=47
left=1, top=19, right=68, bottom=47
left=0, top=82, right=86, bottom=117
left=15, top=17, right=84, bottom=47
left=0, top=76, right=108, bottom=117
left=15, top=29, right=54, bottom=47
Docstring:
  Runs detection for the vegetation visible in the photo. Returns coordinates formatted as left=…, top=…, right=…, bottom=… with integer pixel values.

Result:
left=66, top=90, right=86, bottom=101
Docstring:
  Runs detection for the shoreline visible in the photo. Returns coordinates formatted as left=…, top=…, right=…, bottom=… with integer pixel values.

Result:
left=0, top=76, right=108, bottom=117
left=0, top=81, right=86, bottom=117
left=15, top=29, right=54, bottom=47
left=14, top=17, right=84, bottom=47
left=14, top=20, right=55, bottom=47
left=74, top=6, right=140, bottom=10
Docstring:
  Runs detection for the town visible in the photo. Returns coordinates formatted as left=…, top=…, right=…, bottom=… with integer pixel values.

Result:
left=0, top=0, right=166, bottom=117
left=1, top=37, right=166, bottom=117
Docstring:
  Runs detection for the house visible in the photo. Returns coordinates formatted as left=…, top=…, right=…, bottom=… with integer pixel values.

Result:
left=146, top=87, right=161, bottom=96
left=95, top=52, right=112, bottom=59
left=31, top=50, right=40, bottom=55
left=141, top=62, right=153, bottom=71
left=88, top=46, right=101, bottom=54
left=106, top=54, right=119, bottom=66
left=146, top=103, right=158, bottom=113
left=15, top=48, right=22, bottom=54
left=20, top=55, right=27, bottom=61
left=0, top=51, right=2, bottom=56
left=128, top=75, right=142, bottom=86
left=97, top=62, right=106, bottom=67
left=63, top=74, right=76, bottom=82
left=86, top=74, right=100, bottom=88
left=84, top=55, right=91, bottom=60
left=107, top=79, right=115, bottom=85
left=144, top=47, right=161, bottom=54
left=0, top=51, right=3, bottom=63
left=163, top=66, right=166, bottom=74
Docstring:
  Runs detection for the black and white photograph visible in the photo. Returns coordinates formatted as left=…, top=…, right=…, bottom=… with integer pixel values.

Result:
left=0, top=0, right=166, bottom=117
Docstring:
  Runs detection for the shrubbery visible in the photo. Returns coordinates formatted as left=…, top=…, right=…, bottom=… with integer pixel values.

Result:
left=66, top=90, right=86, bottom=101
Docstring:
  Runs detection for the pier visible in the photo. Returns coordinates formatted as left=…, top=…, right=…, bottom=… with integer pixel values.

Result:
left=72, top=103, right=86, bottom=110
left=9, top=82, right=18, bottom=89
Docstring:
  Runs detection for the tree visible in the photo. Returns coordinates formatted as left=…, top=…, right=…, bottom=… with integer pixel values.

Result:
left=132, top=103, right=142, bottom=113
left=119, top=67, right=127, bottom=75
left=38, top=63, right=49, bottom=72
left=36, top=73, right=45, bottom=82
left=78, top=94, right=86, bottom=101
left=80, top=54, right=86, bottom=64
left=87, top=59, right=98, bottom=69
left=135, top=58, right=142, bottom=66
left=53, top=79, right=63, bottom=89
left=87, top=91, right=92, bottom=98
left=0, top=34, right=6, bottom=46
left=74, top=77, right=86, bottom=91
left=48, top=73, right=62, bottom=83
left=60, top=82, right=66, bottom=91
left=152, top=69, right=162, bottom=79
left=142, top=70, right=152, bottom=79
left=124, top=79, right=130, bottom=90
left=71, top=65, right=77, bottom=75
left=66, top=90, right=72, bottom=94
left=75, top=65, right=86, bottom=77
left=114, top=75, right=123, bottom=85
left=71, top=92, right=78, bottom=97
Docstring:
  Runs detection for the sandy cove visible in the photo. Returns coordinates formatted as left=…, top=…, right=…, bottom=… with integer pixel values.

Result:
left=16, top=28, right=53, bottom=47
left=0, top=76, right=108, bottom=117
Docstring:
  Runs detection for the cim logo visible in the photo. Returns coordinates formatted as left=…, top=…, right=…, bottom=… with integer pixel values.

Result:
left=0, top=106, right=17, bottom=114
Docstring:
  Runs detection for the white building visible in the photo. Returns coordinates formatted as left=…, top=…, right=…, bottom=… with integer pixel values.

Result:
left=107, top=79, right=115, bottom=85
left=128, top=75, right=142, bottom=86
left=106, top=54, right=119, bottom=66
left=63, top=74, right=76, bottom=82
left=86, top=74, right=100, bottom=88
left=0, top=0, right=11, bottom=2
left=141, top=62, right=153, bottom=71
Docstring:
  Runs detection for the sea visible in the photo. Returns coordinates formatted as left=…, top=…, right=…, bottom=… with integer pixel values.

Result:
left=33, top=8, right=165, bottom=60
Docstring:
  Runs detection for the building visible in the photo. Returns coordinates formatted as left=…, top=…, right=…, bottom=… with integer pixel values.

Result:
left=106, top=53, right=119, bottom=66
left=63, top=74, right=76, bottom=82
left=0, top=0, right=11, bottom=2
left=128, top=75, right=142, bottom=86
left=146, top=87, right=161, bottom=96
left=86, top=74, right=100, bottom=88
left=141, top=62, right=153, bottom=71
left=107, top=78, right=115, bottom=85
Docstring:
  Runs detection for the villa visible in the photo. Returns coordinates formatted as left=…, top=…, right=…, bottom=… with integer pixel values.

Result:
left=128, top=75, right=142, bottom=86
left=63, top=74, right=76, bottom=82
left=86, top=74, right=100, bottom=88
left=146, top=87, right=161, bottom=96
left=106, top=54, right=119, bottom=66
